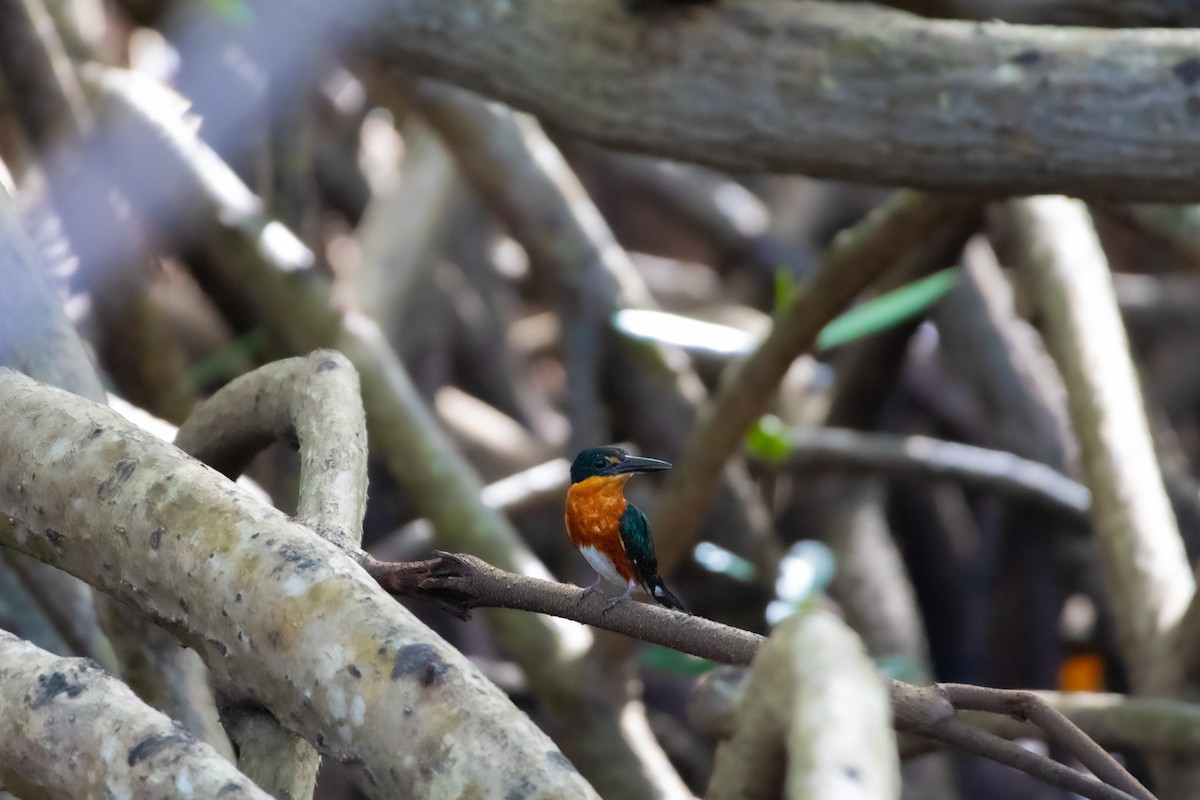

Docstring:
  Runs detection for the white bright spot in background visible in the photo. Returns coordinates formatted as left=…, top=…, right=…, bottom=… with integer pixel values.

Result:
left=613, top=309, right=757, bottom=356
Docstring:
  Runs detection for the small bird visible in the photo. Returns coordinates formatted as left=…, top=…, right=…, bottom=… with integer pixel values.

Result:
left=565, top=446, right=686, bottom=612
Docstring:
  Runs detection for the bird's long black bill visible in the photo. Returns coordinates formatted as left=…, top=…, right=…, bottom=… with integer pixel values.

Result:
left=610, top=456, right=672, bottom=474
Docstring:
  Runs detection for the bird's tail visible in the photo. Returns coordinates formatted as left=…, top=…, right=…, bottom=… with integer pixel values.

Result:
left=647, top=576, right=687, bottom=613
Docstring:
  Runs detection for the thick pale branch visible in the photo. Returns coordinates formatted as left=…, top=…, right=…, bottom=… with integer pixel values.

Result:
left=176, top=350, right=369, bottom=548
left=371, top=0, right=1200, bottom=200
left=706, top=611, right=898, bottom=800
left=175, top=351, right=370, bottom=800
left=1014, top=197, right=1194, bottom=691
left=0, top=371, right=598, bottom=800
left=0, top=630, right=268, bottom=800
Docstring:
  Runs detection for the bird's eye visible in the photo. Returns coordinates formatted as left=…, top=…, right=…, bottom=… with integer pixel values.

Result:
left=594, top=456, right=607, bottom=469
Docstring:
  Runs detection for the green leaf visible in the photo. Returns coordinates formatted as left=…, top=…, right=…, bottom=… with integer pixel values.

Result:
left=745, top=414, right=791, bottom=463
left=640, top=645, right=718, bottom=676
left=816, top=268, right=958, bottom=351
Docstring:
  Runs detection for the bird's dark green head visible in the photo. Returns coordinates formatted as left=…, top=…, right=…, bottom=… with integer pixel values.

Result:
left=570, top=446, right=672, bottom=484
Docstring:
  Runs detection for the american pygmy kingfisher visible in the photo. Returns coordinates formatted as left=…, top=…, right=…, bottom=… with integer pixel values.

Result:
left=565, top=446, right=686, bottom=612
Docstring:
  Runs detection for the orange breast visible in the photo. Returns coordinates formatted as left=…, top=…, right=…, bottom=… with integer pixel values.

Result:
left=565, top=476, right=634, bottom=581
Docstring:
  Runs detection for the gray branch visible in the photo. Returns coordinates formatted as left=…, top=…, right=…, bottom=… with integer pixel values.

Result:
left=0, top=369, right=598, bottom=800
left=175, top=351, right=370, bottom=800
left=371, top=0, right=1200, bottom=200
left=0, top=630, right=268, bottom=800
left=755, top=425, right=1091, bottom=518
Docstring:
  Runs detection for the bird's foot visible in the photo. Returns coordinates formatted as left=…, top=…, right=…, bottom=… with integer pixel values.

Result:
left=602, top=581, right=638, bottom=614
left=602, top=595, right=628, bottom=614
left=579, top=575, right=604, bottom=601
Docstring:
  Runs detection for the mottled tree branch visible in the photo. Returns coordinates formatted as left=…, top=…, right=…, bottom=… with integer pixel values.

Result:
left=370, top=0, right=1200, bottom=200
left=0, top=631, right=268, bottom=800
left=175, top=350, right=369, bottom=549
left=175, top=351, right=370, bottom=800
left=0, top=370, right=599, bottom=800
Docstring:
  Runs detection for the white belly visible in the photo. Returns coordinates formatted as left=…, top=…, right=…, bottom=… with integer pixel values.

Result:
left=579, top=545, right=627, bottom=587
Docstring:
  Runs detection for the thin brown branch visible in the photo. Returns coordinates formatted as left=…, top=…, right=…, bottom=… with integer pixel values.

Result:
left=695, top=675, right=1200, bottom=756
left=939, top=683, right=1155, bottom=800
left=653, top=190, right=979, bottom=572
left=892, top=683, right=1139, bottom=800
left=377, top=551, right=1148, bottom=800
left=366, top=552, right=763, bottom=666
left=372, top=0, right=1200, bottom=200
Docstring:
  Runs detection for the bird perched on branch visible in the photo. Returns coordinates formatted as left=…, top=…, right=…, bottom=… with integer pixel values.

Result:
left=565, top=446, right=686, bottom=612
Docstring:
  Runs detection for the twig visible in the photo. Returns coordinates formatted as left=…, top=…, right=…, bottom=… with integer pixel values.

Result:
left=695, top=677, right=1200, bottom=756
left=938, top=683, right=1155, bottom=800
left=756, top=425, right=1090, bottom=518
left=653, top=190, right=978, bottom=571
left=370, top=0, right=1200, bottom=200
left=891, top=682, right=1139, bottom=800
left=375, top=550, right=1150, bottom=800
left=366, top=552, right=763, bottom=666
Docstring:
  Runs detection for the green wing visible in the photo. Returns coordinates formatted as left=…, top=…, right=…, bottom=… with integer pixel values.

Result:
left=618, top=504, right=659, bottom=589
left=619, top=504, right=687, bottom=611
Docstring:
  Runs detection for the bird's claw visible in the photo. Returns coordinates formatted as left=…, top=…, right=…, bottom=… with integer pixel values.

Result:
left=602, top=596, right=627, bottom=614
